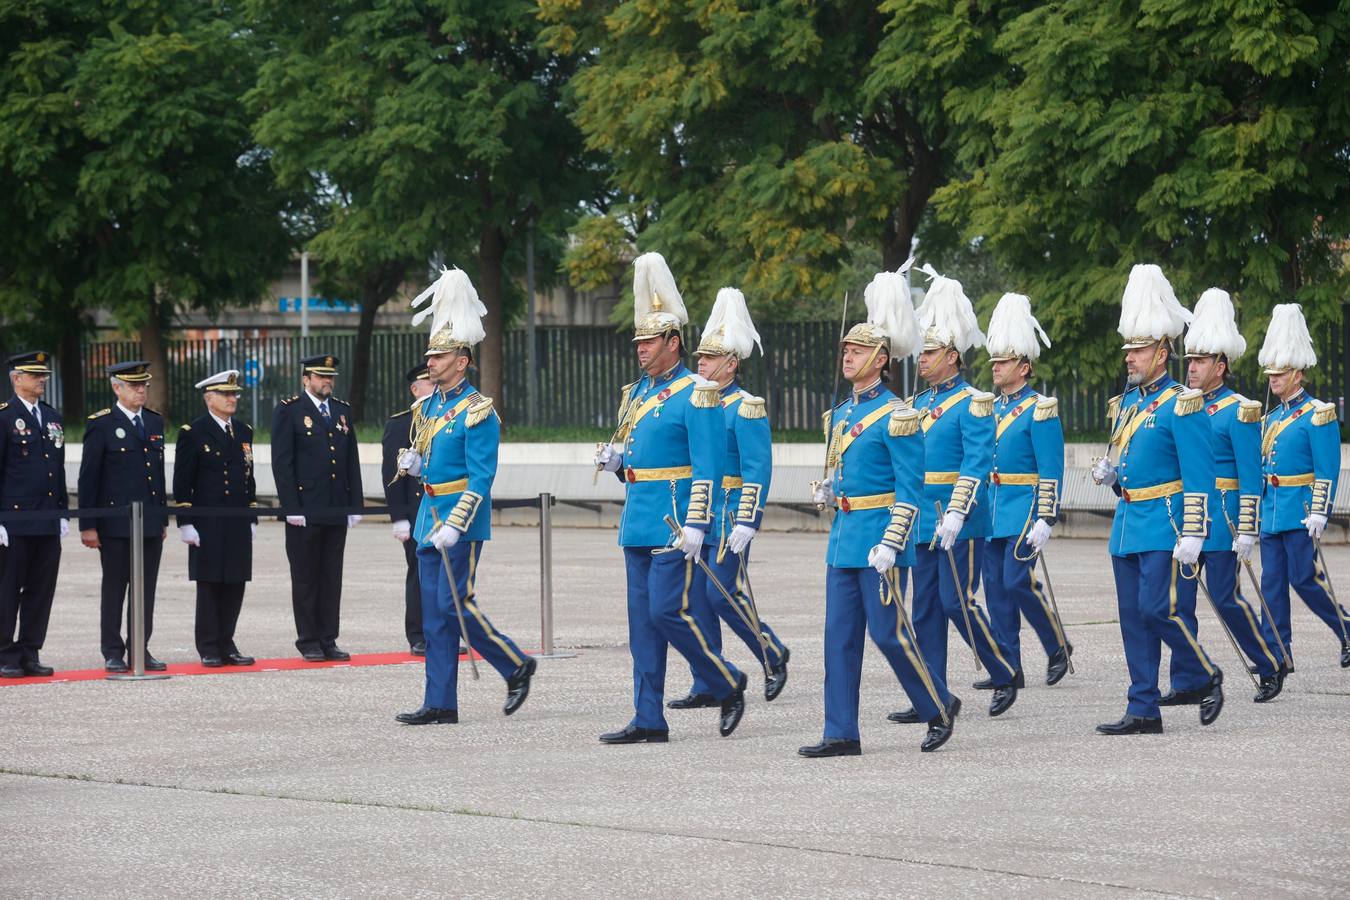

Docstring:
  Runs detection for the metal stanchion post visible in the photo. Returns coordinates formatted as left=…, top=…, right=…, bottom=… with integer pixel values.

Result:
left=108, top=502, right=169, bottom=682
left=535, top=492, right=574, bottom=660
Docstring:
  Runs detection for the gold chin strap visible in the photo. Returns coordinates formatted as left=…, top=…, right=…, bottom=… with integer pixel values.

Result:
left=859, top=343, right=883, bottom=379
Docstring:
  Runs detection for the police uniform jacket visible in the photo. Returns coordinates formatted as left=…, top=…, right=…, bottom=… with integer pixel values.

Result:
left=988, top=386, right=1063, bottom=539
left=172, top=415, right=257, bottom=583
left=1259, top=388, right=1339, bottom=534
left=824, top=382, right=924, bottom=569
left=1107, top=374, right=1213, bottom=556
left=381, top=408, right=423, bottom=523
left=0, top=395, right=67, bottom=537
left=271, top=393, right=363, bottom=526
left=615, top=363, right=725, bottom=548
left=1200, top=386, right=1262, bottom=552
left=412, top=381, right=497, bottom=546
left=77, top=406, right=168, bottom=538
left=713, top=381, right=771, bottom=545
left=912, top=375, right=994, bottom=543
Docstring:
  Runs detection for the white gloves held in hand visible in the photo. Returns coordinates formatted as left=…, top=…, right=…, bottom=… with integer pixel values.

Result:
left=1303, top=513, right=1327, bottom=541
left=1027, top=519, right=1053, bottom=552
left=811, top=481, right=835, bottom=508
left=0, top=525, right=8, bottom=547
left=937, top=510, right=966, bottom=551
left=867, top=543, right=897, bottom=574
left=392, top=519, right=412, bottom=542
left=430, top=524, right=460, bottom=550
left=59, top=520, right=69, bottom=539
left=595, top=443, right=623, bottom=473
left=1173, top=535, right=1203, bottom=566
left=179, top=525, right=201, bottom=547
left=1091, top=457, right=1117, bottom=487
left=347, top=514, right=362, bottom=528
left=286, top=516, right=306, bottom=528
left=397, top=449, right=422, bottom=477
left=679, top=525, right=705, bottom=561
left=727, top=524, right=756, bottom=556
left=1232, top=533, right=1257, bottom=561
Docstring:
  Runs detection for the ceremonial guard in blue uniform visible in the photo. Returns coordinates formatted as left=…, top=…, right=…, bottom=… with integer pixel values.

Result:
left=889, top=265, right=1020, bottom=725
left=800, top=268, right=957, bottom=757
left=981, top=294, right=1072, bottom=689
left=78, top=361, right=169, bottom=672
left=395, top=268, right=535, bottom=725
left=0, top=351, right=66, bottom=678
left=174, top=371, right=258, bottom=667
left=1254, top=303, right=1348, bottom=669
left=594, top=252, right=747, bottom=744
left=1092, top=264, right=1223, bottom=734
left=272, top=353, right=364, bottom=661
left=669, top=287, right=790, bottom=709
left=1164, top=290, right=1288, bottom=704
left=382, top=363, right=434, bottom=655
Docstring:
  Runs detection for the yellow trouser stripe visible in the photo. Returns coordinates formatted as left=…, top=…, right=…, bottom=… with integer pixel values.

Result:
left=1028, top=571, right=1066, bottom=651
left=734, top=562, right=782, bottom=661
left=889, top=570, right=945, bottom=714
left=1231, top=585, right=1280, bottom=672
left=966, top=541, right=1015, bottom=676
left=461, top=544, right=523, bottom=668
left=1169, top=560, right=1214, bottom=676
left=680, top=558, right=736, bottom=688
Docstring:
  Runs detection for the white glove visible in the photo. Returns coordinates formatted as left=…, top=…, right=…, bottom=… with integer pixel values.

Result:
left=0, top=525, right=8, bottom=547
left=937, top=509, right=966, bottom=551
left=397, top=449, right=422, bottom=477
left=867, top=543, right=897, bottom=573
left=286, top=516, right=307, bottom=527
left=347, top=514, right=362, bottom=528
left=1091, top=457, right=1117, bottom=487
left=1232, top=533, right=1256, bottom=560
left=430, top=524, right=460, bottom=550
left=1303, top=513, right=1327, bottom=540
left=812, top=481, right=835, bottom=507
left=392, top=519, right=412, bottom=542
left=250, top=523, right=257, bottom=542
left=679, top=525, right=705, bottom=561
left=1027, top=519, right=1053, bottom=552
left=1173, top=535, right=1203, bottom=566
left=595, top=443, right=623, bottom=473
left=727, top=524, right=756, bottom=556
left=179, top=525, right=201, bottom=547
left=59, top=519, right=69, bottom=538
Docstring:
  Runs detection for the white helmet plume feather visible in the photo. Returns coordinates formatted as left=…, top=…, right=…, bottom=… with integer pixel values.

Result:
left=1258, top=303, right=1317, bottom=372
left=985, top=293, right=1050, bottom=361
left=410, top=267, right=487, bottom=346
left=1184, top=288, right=1246, bottom=359
left=914, top=263, right=985, bottom=352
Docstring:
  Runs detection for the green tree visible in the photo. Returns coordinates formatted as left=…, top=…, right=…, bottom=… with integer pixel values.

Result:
left=0, top=0, right=294, bottom=416
left=247, top=0, right=594, bottom=418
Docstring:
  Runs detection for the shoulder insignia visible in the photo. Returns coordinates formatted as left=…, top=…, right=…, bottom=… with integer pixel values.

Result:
left=821, top=409, right=833, bottom=441
left=331, top=396, right=348, bottom=407
left=621, top=380, right=638, bottom=395
left=388, top=409, right=412, bottom=420
left=968, top=391, right=993, bottom=418
left=0, top=402, right=6, bottom=411
left=1312, top=402, right=1337, bottom=427
left=1034, top=397, right=1059, bottom=421
left=1237, top=400, right=1262, bottom=424
left=1174, top=388, right=1203, bottom=416
left=280, top=395, right=299, bottom=405
left=889, top=406, right=921, bottom=437
left=1107, top=394, right=1122, bottom=423
left=691, top=384, right=720, bottom=409
left=179, top=424, right=191, bottom=431
left=88, top=408, right=111, bottom=420
left=737, top=396, right=766, bottom=420
left=465, top=396, right=496, bottom=428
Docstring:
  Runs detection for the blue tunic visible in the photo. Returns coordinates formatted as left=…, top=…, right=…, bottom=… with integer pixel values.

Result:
left=713, top=382, right=771, bottom=545
left=413, top=380, right=498, bottom=546
left=912, top=376, right=994, bottom=543
left=1259, top=389, right=1339, bottom=535
left=1200, top=385, right=1262, bottom=552
left=988, top=385, right=1064, bottom=539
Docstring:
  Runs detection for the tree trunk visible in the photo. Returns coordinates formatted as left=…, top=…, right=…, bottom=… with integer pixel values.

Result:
left=141, top=289, right=171, bottom=420
left=59, top=325, right=84, bottom=420
left=350, top=287, right=382, bottom=424
left=477, top=223, right=506, bottom=413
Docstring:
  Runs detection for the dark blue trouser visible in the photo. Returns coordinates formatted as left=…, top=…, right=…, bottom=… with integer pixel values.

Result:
left=912, top=541, right=1018, bottom=688
left=418, top=543, right=528, bottom=710
left=688, top=545, right=787, bottom=695
left=823, top=566, right=949, bottom=741
left=623, top=547, right=743, bottom=731
left=1168, top=551, right=1283, bottom=688
left=983, top=537, right=1064, bottom=673
left=1260, top=530, right=1350, bottom=651
left=1112, top=551, right=1216, bottom=719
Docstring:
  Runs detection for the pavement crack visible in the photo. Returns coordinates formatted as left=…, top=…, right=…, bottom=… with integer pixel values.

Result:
left=0, top=768, right=1205, bottom=898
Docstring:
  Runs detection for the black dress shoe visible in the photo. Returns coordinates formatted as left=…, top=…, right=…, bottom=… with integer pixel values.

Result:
left=1158, top=685, right=1207, bottom=706
left=225, top=652, right=255, bottom=666
left=395, top=706, right=458, bottom=725
left=410, top=641, right=427, bottom=657
left=144, top=655, right=167, bottom=672
left=765, top=647, right=790, bottom=702
left=667, top=691, right=718, bottom=709
left=719, top=672, right=748, bottom=737
left=201, top=656, right=224, bottom=668
left=599, top=724, right=669, bottom=744
left=301, top=649, right=326, bottom=662
left=504, top=657, right=536, bottom=716
left=323, top=646, right=351, bottom=661
left=989, top=682, right=1018, bottom=717
left=1341, top=639, right=1350, bottom=669
left=23, top=661, right=54, bottom=677
left=0, top=666, right=24, bottom=678
left=1046, top=642, right=1073, bottom=686
left=1254, top=663, right=1288, bottom=703
left=1096, top=714, right=1163, bottom=735
left=1199, top=669, right=1224, bottom=726
left=921, top=696, right=961, bottom=752
left=105, top=657, right=129, bottom=673
left=973, top=669, right=1024, bottom=691
left=798, top=738, right=861, bottom=758
left=887, top=706, right=922, bottom=724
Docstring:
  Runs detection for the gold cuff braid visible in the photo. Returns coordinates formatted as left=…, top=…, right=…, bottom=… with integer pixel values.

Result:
left=1181, top=491, right=1208, bottom=539
left=947, top=475, right=980, bottom=517
left=447, top=490, right=483, bottom=532
left=687, top=479, right=713, bottom=524
left=881, top=502, right=919, bottom=552
left=1036, top=478, right=1060, bottom=521
left=1237, top=494, right=1260, bottom=536
left=1311, top=478, right=1333, bottom=517
left=736, top=483, right=763, bottom=524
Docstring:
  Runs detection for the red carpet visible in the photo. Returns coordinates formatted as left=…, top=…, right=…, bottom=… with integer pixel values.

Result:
left=0, top=650, right=507, bottom=687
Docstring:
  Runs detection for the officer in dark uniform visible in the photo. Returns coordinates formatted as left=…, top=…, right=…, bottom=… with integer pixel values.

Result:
left=272, top=354, right=364, bottom=661
left=173, top=370, right=258, bottom=667
left=383, top=363, right=433, bottom=655
left=0, top=351, right=67, bottom=678
left=78, top=361, right=169, bottom=672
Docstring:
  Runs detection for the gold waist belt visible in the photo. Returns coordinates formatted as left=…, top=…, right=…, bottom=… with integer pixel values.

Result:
left=1215, top=477, right=1239, bottom=491
left=1120, top=480, right=1182, bottom=503
left=925, top=471, right=959, bottom=485
left=991, top=472, right=1037, bottom=486
left=721, top=476, right=743, bottom=489
left=835, top=492, right=895, bottom=513
left=423, top=478, right=468, bottom=497
left=625, top=465, right=693, bottom=483
left=1266, top=472, right=1314, bottom=487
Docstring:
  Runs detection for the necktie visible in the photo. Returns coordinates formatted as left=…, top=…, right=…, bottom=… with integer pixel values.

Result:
left=319, top=401, right=332, bottom=427
left=133, top=414, right=146, bottom=439
left=225, top=420, right=235, bottom=441
left=31, top=403, right=41, bottom=429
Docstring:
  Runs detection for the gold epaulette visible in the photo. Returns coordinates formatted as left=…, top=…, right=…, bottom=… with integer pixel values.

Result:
left=691, top=384, right=720, bottom=408
left=968, top=390, right=993, bottom=417
left=179, top=424, right=191, bottom=431
left=1174, top=388, right=1203, bottom=416
left=737, top=395, right=766, bottom=419
left=388, top=409, right=412, bottom=420
left=889, top=402, right=920, bottom=437
left=821, top=408, right=833, bottom=441
left=1034, top=397, right=1059, bottom=421
left=1237, top=400, right=1262, bottom=424
left=465, top=396, right=496, bottom=428
left=1312, top=402, right=1337, bottom=426
left=281, top=395, right=299, bottom=405
left=1107, top=394, right=1121, bottom=423
left=88, top=408, right=111, bottom=419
